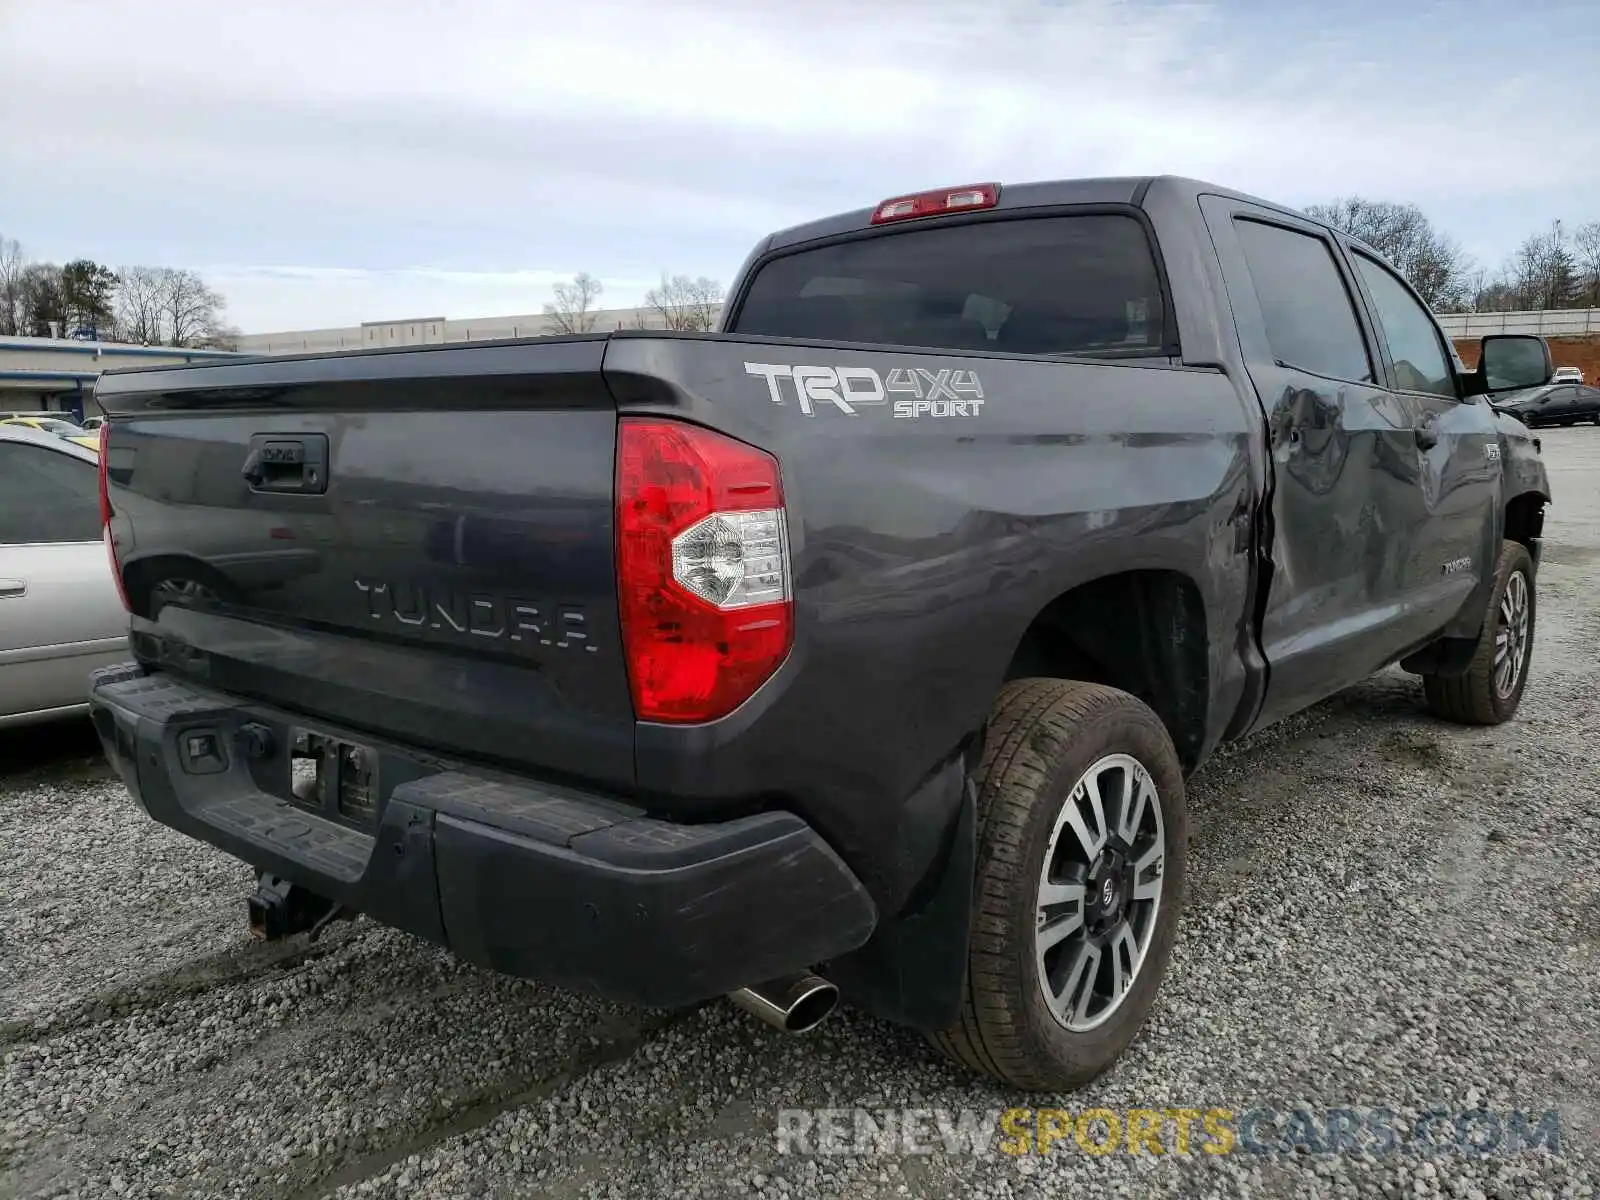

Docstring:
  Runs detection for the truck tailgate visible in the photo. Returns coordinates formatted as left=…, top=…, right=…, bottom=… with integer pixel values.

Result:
left=95, top=338, right=635, bottom=789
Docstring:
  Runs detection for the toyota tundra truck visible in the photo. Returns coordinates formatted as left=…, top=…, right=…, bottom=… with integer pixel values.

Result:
left=87, top=176, right=1554, bottom=1092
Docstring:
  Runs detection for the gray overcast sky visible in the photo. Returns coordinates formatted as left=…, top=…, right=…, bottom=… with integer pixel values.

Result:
left=3, top=0, right=1597, bottom=334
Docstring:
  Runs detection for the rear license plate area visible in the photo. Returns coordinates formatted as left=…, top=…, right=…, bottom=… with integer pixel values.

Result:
left=289, top=730, right=379, bottom=827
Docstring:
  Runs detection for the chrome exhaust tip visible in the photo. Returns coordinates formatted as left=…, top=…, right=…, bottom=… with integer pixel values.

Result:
left=729, top=972, right=839, bottom=1034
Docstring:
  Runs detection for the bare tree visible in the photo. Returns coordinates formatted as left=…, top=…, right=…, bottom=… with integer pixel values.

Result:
left=1573, top=220, right=1600, bottom=309
left=1459, top=266, right=1489, bottom=312
left=3, top=241, right=234, bottom=345
left=1305, top=197, right=1473, bottom=311
left=645, top=273, right=724, bottom=331
left=115, top=266, right=166, bottom=344
left=1466, top=275, right=1523, bottom=314
left=158, top=268, right=227, bottom=347
left=193, top=322, right=242, bottom=351
left=1506, top=221, right=1579, bottom=311
left=543, top=272, right=604, bottom=334
left=0, top=234, right=27, bottom=336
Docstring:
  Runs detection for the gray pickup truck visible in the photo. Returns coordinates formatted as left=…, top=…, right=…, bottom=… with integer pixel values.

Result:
left=88, top=175, right=1553, bottom=1092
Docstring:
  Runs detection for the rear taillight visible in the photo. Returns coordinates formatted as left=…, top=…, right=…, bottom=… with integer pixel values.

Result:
left=615, top=418, right=792, bottom=723
left=870, top=182, right=1000, bottom=225
left=98, top=423, right=130, bottom=612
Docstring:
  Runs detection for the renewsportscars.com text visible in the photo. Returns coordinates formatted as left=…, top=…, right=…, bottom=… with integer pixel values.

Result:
left=775, top=1106, right=1564, bottom=1159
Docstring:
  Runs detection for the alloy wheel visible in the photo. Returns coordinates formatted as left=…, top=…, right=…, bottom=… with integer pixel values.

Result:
left=1034, top=753, right=1165, bottom=1032
left=1494, top=569, right=1531, bottom=700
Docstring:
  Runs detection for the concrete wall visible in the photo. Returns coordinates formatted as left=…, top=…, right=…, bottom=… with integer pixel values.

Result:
left=1438, top=310, right=1600, bottom=382
left=1436, top=309, right=1600, bottom=338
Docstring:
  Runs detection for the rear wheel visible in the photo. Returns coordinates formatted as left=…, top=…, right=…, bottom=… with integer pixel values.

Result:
left=150, top=576, right=220, bottom=615
left=134, top=558, right=238, bottom=618
left=1421, top=540, right=1535, bottom=725
left=930, top=679, right=1187, bottom=1092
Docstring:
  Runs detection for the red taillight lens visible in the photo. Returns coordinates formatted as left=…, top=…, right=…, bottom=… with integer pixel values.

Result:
left=98, top=423, right=130, bottom=612
left=615, top=418, right=792, bottom=724
left=870, top=182, right=1000, bottom=225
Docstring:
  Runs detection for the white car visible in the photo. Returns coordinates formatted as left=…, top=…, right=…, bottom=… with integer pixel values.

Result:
left=1551, top=366, right=1584, bottom=385
left=0, top=424, right=131, bottom=727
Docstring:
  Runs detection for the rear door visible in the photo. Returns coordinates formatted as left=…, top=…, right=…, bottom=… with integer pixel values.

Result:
left=1201, top=197, right=1429, bottom=725
left=0, top=439, right=130, bottom=721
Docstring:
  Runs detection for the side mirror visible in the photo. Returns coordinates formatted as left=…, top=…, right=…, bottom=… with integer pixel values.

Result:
left=1468, top=335, right=1552, bottom=395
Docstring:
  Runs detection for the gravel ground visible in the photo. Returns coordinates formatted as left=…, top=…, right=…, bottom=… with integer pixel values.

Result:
left=4, top=430, right=1599, bottom=1200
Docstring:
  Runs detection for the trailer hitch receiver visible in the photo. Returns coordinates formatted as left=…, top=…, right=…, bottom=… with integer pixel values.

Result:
left=247, top=873, right=348, bottom=941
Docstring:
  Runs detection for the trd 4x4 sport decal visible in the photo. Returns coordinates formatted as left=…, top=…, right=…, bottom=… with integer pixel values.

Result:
left=744, top=362, right=985, bottom=418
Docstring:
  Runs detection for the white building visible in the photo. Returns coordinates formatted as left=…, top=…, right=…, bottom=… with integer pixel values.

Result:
left=0, top=335, right=240, bottom=421
left=249, top=306, right=1600, bottom=356
left=234, top=305, right=708, bottom=356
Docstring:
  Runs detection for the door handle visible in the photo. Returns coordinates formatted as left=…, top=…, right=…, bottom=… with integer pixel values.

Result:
left=0, top=578, right=26, bottom=599
left=243, top=434, right=329, bottom=494
left=1414, top=422, right=1439, bottom=450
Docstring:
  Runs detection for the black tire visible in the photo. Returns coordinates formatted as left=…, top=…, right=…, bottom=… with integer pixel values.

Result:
left=930, top=679, right=1187, bottom=1092
left=1422, top=540, right=1535, bottom=725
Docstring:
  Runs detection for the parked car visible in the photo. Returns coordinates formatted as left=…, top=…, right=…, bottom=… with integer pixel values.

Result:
left=1496, top=382, right=1600, bottom=427
left=0, top=424, right=131, bottom=727
left=88, top=175, right=1552, bottom=1093
left=1550, top=366, right=1584, bottom=385
left=79, top=414, right=106, bottom=434
left=1, top=415, right=100, bottom=451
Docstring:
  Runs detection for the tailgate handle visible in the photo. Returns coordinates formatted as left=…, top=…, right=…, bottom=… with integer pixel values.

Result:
left=0, top=578, right=25, bottom=599
left=243, top=434, right=328, bottom=495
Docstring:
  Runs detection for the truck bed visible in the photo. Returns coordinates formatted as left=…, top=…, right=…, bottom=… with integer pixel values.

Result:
left=95, top=329, right=1255, bottom=904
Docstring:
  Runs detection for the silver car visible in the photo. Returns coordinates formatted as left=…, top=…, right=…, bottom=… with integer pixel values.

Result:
left=0, top=424, right=131, bottom=727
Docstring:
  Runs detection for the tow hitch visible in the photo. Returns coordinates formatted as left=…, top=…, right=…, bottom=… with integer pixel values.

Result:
left=247, top=873, right=350, bottom=942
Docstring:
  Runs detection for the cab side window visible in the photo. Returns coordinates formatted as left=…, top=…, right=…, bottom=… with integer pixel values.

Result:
left=1233, top=218, right=1374, bottom=384
left=1350, top=253, right=1457, bottom=398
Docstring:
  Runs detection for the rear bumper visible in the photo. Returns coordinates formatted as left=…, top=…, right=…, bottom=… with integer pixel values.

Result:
left=88, top=665, right=877, bottom=1009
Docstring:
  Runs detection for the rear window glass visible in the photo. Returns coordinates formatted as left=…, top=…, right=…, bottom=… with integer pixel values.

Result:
left=731, top=215, right=1169, bottom=357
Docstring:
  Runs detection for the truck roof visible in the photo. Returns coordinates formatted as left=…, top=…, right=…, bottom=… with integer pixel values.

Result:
left=761, top=174, right=1312, bottom=252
